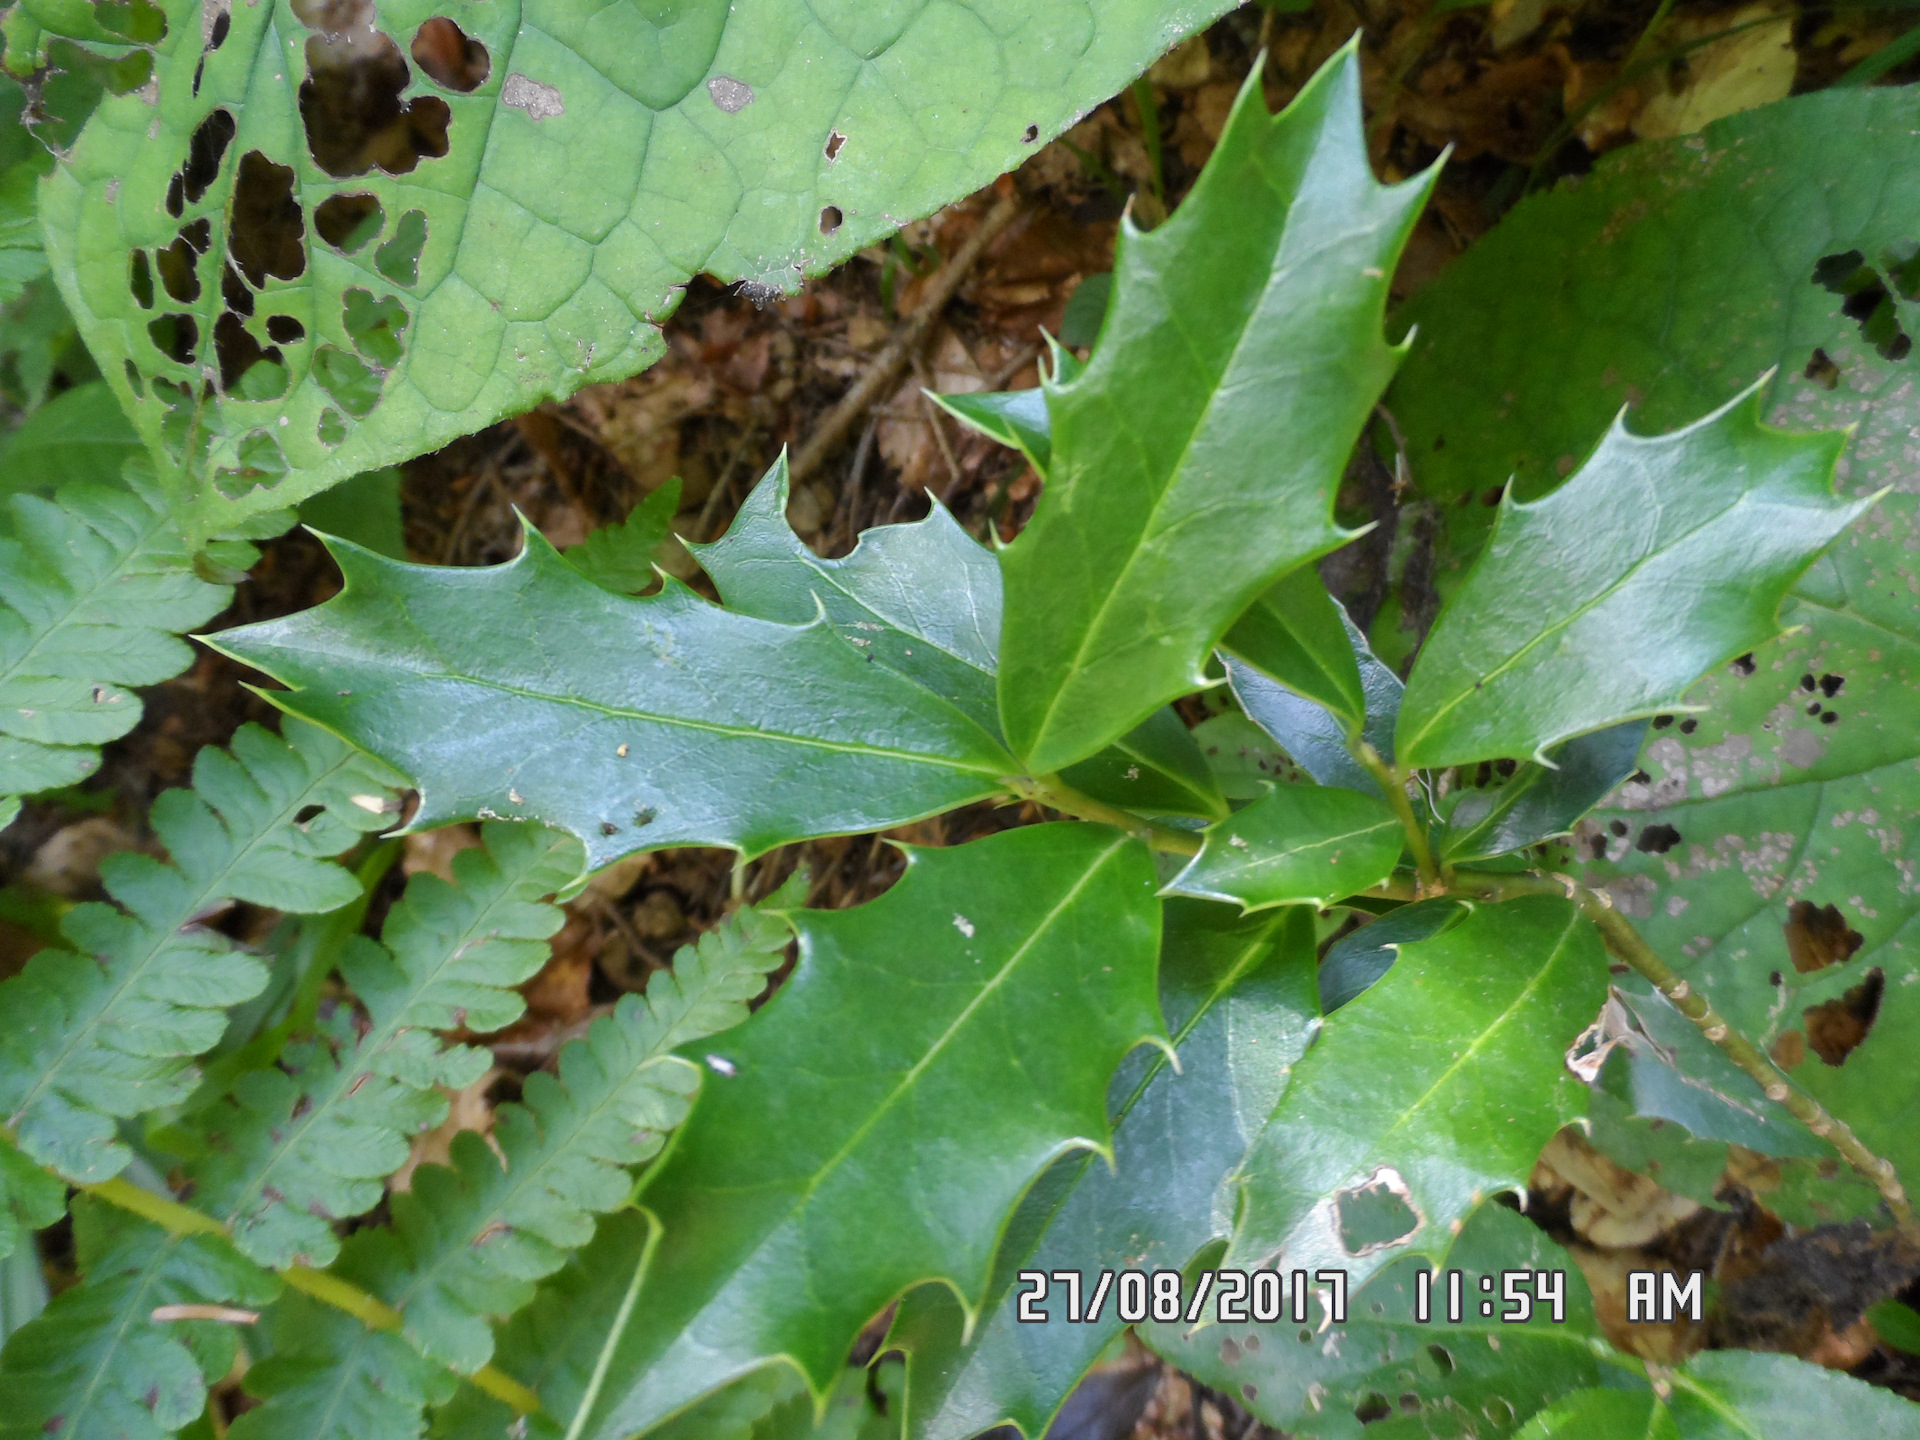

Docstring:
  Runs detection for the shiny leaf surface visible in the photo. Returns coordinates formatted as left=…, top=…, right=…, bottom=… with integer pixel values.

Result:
left=1165, top=783, right=1402, bottom=912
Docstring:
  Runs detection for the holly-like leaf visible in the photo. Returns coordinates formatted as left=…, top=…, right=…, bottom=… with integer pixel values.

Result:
left=1316, top=897, right=1466, bottom=1014
left=1058, top=706, right=1226, bottom=821
left=1396, top=386, right=1866, bottom=771
left=565, top=478, right=683, bottom=596
left=930, top=386, right=1055, bottom=475
left=889, top=901, right=1318, bottom=1440
left=1165, top=783, right=1402, bottom=912
left=41, top=0, right=1232, bottom=543
left=994, top=45, right=1435, bottom=774
left=210, top=523, right=1013, bottom=876
left=1228, top=896, right=1605, bottom=1291
left=1438, top=720, right=1648, bottom=864
left=1145, top=1202, right=1607, bottom=1440
left=571, top=823, right=1163, bottom=1440
left=1220, top=567, right=1367, bottom=732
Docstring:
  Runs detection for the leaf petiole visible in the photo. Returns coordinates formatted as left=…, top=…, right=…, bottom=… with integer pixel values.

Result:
left=1355, top=744, right=1442, bottom=894
left=1009, top=774, right=1203, bottom=856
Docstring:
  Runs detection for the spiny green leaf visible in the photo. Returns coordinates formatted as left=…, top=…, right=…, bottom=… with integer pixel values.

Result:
left=890, top=902, right=1317, bottom=1440
left=210, top=522, right=1014, bottom=877
left=183, top=821, right=576, bottom=1269
left=229, top=1294, right=458, bottom=1440
left=994, top=45, right=1434, bottom=774
left=1316, top=897, right=1466, bottom=1015
left=0, top=474, right=240, bottom=804
left=0, top=718, right=397, bottom=1182
left=1165, top=784, right=1402, bottom=912
left=0, top=1198, right=279, bottom=1440
left=573, top=823, right=1163, bottom=1440
left=565, top=478, right=683, bottom=595
left=1220, top=567, right=1367, bottom=732
left=1395, top=387, right=1865, bottom=771
left=42, top=0, right=1232, bottom=542
left=1228, top=896, right=1605, bottom=1291
left=1145, top=1202, right=1606, bottom=1440
left=930, top=386, right=1054, bottom=475
left=1438, top=721, right=1647, bottom=864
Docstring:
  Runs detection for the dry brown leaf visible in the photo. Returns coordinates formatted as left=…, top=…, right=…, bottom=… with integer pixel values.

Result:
left=1634, top=4, right=1795, bottom=141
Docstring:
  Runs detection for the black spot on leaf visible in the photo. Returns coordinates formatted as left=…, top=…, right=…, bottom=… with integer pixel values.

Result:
left=1821, top=710, right=1839, bottom=725
left=1820, top=673, right=1845, bottom=697
left=314, top=192, right=384, bottom=253
left=1783, top=900, right=1863, bottom=975
left=1731, top=653, right=1756, bottom=676
left=1609, top=820, right=1628, bottom=837
left=1804, top=967, right=1884, bottom=1066
left=1652, top=714, right=1673, bottom=728
left=411, top=17, right=491, bottom=92
left=293, top=804, right=325, bottom=825
left=1800, top=673, right=1817, bottom=691
left=228, top=151, right=306, bottom=286
left=1023, top=123, right=1039, bottom=142
left=1635, top=823, right=1681, bottom=854
left=1678, top=718, right=1697, bottom=735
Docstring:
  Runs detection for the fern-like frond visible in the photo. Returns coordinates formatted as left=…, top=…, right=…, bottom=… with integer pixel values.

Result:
left=0, top=721, right=399, bottom=1182
left=0, top=1136, right=64, bottom=1263
left=230, top=1293, right=457, bottom=1440
left=0, top=1197, right=277, bottom=1440
left=0, top=478, right=245, bottom=807
left=186, top=823, right=581, bottom=1269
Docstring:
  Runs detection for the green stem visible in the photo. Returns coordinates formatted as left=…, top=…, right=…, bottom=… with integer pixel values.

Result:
left=1355, top=746, right=1441, bottom=894
left=1838, top=20, right=1920, bottom=87
left=1010, top=775, right=1202, bottom=856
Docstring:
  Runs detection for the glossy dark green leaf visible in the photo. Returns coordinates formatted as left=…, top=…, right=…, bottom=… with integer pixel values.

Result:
left=995, top=45, right=1435, bottom=774
left=930, top=388, right=1054, bottom=476
left=1166, top=784, right=1402, bottom=912
left=1220, top=568, right=1366, bottom=732
left=1439, top=721, right=1648, bottom=863
left=565, top=479, right=684, bottom=596
left=298, top=469, right=407, bottom=562
left=1146, top=1202, right=1606, bottom=1440
left=1059, top=706, right=1226, bottom=820
left=1395, top=387, right=1866, bottom=770
left=890, top=902, right=1318, bottom=1440
left=1317, top=898, right=1467, bottom=1014
left=1229, top=897, right=1606, bottom=1290
left=573, top=823, right=1163, bottom=1440
left=210, top=525, right=1013, bottom=876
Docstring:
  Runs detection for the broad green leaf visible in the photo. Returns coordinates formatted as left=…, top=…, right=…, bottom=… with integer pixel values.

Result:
left=994, top=45, right=1435, bottom=774
left=1058, top=705, right=1226, bottom=821
left=1665, top=1351, right=1920, bottom=1438
left=0, top=1199, right=279, bottom=1440
left=1145, top=1202, right=1608, bottom=1440
left=1871, top=1300, right=1920, bottom=1356
left=1228, top=896, right=1605, bottom=1290
left=0, top=719, right=396, bottom=1182
left=1220, top=567, right=1366, bottom=731
left=1517, top=1389, right=1676, bottom=1440
left=1585, top=1051, right=1734, bottom=1208
left=572, top=823, right=1163, bottom=1440
left=1165, top=783, right=1402, bottom=911
left=41, top=0, right=1234, bottom=543
left=0, top=475, right=243, bottom=804
left=1395, top=386, right=1865, bottom=770
left=1438, top=721, right=1648, bottom=864
left=565, top=477, right=683, bottom=595
left=0, top=382, right=140, bottom=495
left=1316, top=897, right=1466, bottom=1014
left=210, top=523, right=1013, bottom=876
left=889, top=901, right=1318, bottom=1440
left=298, top=466, right=406, bottom=560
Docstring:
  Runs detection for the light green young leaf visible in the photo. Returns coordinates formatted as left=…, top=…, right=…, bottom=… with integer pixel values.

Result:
left=1395, top=386, right=1865, bottom=771
left=1220, top=566, right=1367, bottom=731
left=889, top=902, right=1318, bottom=1440
left=994, top=45, right=1435, bottom=774
left=1146, top=1203, right=1607, bottom=1440
left=0, top=719, right=397, bottom=1182
left=42, top=0, right=1233, bottom=542
left=0, top=476, right=241, bottom=805
left=572, top=823, right=1163, bottom=1440
left=0, top=382, right=141, bottom=495
left=1228, top=896, right=1605, bottom=1291
left=1438, top=720, right=1648, bottom=863
left=1666, top=1351, right=1920, bottom=1438
left=564, top=478, right=683, bottom=595
left=1165, top=784, right=1402, bottom=912
left=210, top=523, right=1014, bottom=877
left=1515, top=1387, right=1675, bottom=1439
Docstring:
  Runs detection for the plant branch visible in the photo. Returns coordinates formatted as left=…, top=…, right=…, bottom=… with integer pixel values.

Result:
left=1450, top=869, right=1913, bottom=1225
left=1009, top=775, right=1203, bottom=856
left=1356, top=746, right=1441, bottom=893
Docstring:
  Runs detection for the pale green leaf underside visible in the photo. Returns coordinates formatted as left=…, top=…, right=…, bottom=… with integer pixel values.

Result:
left=43, top=0, right=1233, bottom=543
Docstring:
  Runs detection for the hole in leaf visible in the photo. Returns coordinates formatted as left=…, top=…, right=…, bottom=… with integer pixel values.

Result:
left=1425, top=1344, right=1454, bottom=1375
left=1731, top=652, right=1756, bottom=676
left=207, top=7, right=230, bottom=50
left=375, top=209, right=427, bottom=286
left=293, top=803, right=325, bottom=825
left=177, top=108, right=237, bottom=207
left=1804, top=347, right=1840, bottom=389
left=1398, top=1394, right=1420, bottom=1415
left=819, top=205, right=842, bottom=235
left=1800, top=672, right=1817, bottom=691
left=1353, top=1393, right=1392, bottom=1424
left=266, top=315, right=306, bottom=344
left=214, top=312, right=287, bottom=396
left=1608, top=820, right=1628, bottom=837
left=1678, top=718, right=1697, bottom=735
left=107, top=49, right=153, bottom=93
left=299, top=27, right=452, bottom=178
left=1635, top=823, right=1681, bottom=855
left=1023, top=123, right=1039, bottom=142
left=229, top=151, right=307, bottom=287
left=1806, top=969, right=1884, bottom=1066
left=1771, top=1028, right=1806, bottom=1069
left=1484, top=1399, right=1515, bottom=1427
left=1821, top=709, right=1839, bottom=725
left=318, top=407, right=348, bottom=445
left=1820, top=672, right=1845, bottom=697
left=221, top=261, right=254, bottom=316
left=129, top=249, right=154, bottom=308
left=411, top=17, right=490, bottom=92
left=94, top=0, right=166, bottom=43
left=342, top=287, right=408, bottom=367
left=315, top=192, right=384, bottom=253
left=825, top=130, right=845, bottom=160
left=181, top=218, right=212, bottom=253
left=166, top=174, right=185, bottom=218
left=1814, top=250, right=1914, bottom=362
left=313, top=344, right=381, bottom=416
left=1335, top=1168, right=1421, bottom=1256
left=1783, top=900, right=1863, bottom=975
left=148, top=313, right=200, bottom=365
left=156, top=234, right=202, bottom=304
left=123, top=358, right=146, bottom=396
left=1652, top=714, right=1673, bottom=729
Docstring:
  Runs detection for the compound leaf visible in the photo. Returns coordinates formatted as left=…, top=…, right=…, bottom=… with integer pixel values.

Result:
left=1165, top=783, right=1402, bottom=912
left=1228, top=896, right=1605, bottom=1291
left=0, top=718, right=397, bottom=1182
left=889, top=902, right=1318, bottom=1440
left=42, top=0, right=1233, bottom=542
left=1395, top=387, right=1865, bottom=772
left=229, top=1294, right=457, bottom=1440
left=994, top=45, right=1434, bottom=774
left=0, top=1136, right=64, bottom=1263
left=210, top=523, right=1014, bottom=877
left=571, top=823, right=1163, bottom=1440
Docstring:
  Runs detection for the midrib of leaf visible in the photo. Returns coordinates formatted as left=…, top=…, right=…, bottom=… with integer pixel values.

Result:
left=6, top=746, right=368, bottom=1130
left=1668, top=1372, right=1764, bottom=1438
left=64, top=1239, right=182, bottom=1430
left=0, top=499, right=176, bottom=688
left=1401, top=481, right=1854, bottom=755
left=1238, top=816, right=1399, bottom=864
left=808, top=558, right=995, bottom=683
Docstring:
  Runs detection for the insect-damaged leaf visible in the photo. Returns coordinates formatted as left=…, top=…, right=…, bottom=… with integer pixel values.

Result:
left=889, top=902, right=1318, bottom=1440
left=40, top=0, right=1236, bottom=542
left=1164, top=783, right=1402, bottom=912
left=568, top=824, right=1163, bottom=1440
left=1228, top=897, right=1605, bottom=1292
left=993, top=44, right=1434, bottom=775
left=209, top=524, right=1013, bottom=876
left=1396, top=386, right=1868, bottom=770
